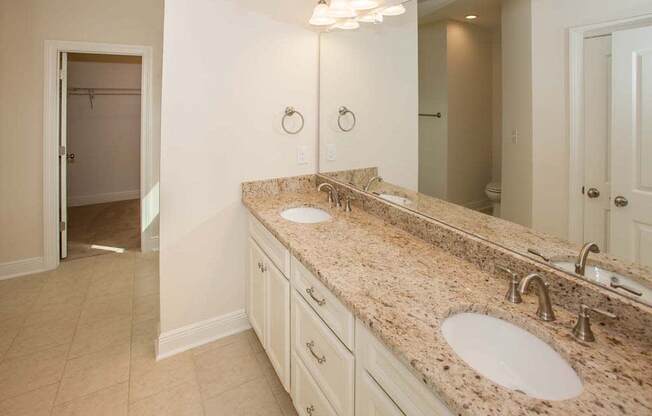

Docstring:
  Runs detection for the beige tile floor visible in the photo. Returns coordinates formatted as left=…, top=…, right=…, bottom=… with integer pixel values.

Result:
left=66, top=199, right=141, bottom=261
left=0, top=252, right=298, bottom=416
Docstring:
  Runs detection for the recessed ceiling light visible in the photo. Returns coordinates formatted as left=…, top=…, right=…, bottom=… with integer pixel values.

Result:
left=465, top=14, right=478, bottom=20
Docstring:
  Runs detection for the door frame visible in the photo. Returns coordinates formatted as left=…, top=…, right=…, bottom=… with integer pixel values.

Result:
left=43, top=40, right=156, bottom=270
left=567, top=14, right=652, bottom=244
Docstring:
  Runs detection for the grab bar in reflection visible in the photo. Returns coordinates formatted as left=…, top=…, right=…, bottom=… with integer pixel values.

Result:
left=419, top=112, right=442, bottom=118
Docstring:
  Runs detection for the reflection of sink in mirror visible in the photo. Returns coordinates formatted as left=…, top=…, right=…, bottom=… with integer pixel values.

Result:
left=441, top=313, right=582, bottom=401
left=552, top=261, right=651, bottom=303
left=377, top=193, right=412, bottom=206
left=280, top=207, right=331, bottom=224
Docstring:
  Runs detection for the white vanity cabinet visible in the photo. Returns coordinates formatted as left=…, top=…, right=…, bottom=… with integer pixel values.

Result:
left=247, top=217, right=291, bottom=391
left=246, top=214, right=453, bottom=416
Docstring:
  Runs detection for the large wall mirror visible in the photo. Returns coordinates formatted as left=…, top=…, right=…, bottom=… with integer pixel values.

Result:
left=318, top=0, right=652, bottom=306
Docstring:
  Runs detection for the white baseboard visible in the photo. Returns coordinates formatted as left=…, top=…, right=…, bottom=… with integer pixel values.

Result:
left=156, top=309, right=251, bottom=360
left=68, top=190, right=140, bottom=207
left=0, top=257, right=48, bottom=280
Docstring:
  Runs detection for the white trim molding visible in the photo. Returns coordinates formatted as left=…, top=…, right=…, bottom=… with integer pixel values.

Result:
left=567, top=14, right=652, bottom=244
left=156, top=310, right=251, bottom=360
left=0, top=257, right=46, bottom=281
left=68, top=190, right=140, bottom=207
left=43, top=40, right=157, bottom=271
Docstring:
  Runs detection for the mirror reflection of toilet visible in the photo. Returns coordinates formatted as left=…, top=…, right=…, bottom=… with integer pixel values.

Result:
left=485, top=182, right=501, bottom=217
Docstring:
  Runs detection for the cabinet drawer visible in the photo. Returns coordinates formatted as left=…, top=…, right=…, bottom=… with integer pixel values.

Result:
left=249, top=214, right=290, bottom=276
left=292, top=291, right=354, bottom=416
left=356, top=369, right=405, bottom=416
left=291, top=351, right=338, bottom=416
left=356, top=321, right=453, bottom=416
left=291, top=256, right=354, bottom=350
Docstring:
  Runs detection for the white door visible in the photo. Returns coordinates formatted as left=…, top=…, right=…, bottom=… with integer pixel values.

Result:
left=265, top=260, right=290, bottom=391
left=249, top=239, right=266, bottom=344
left=59, top=52, right=68, bottom=259
left=583, top=35, right=612, bottom=250
left=356, top=370, right=405, bottom=416
left=611, top=26, right=652, bottom=268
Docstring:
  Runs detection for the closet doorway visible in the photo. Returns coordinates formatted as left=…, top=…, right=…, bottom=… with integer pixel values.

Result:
left=64, top=53, right=142, bottom=260
left=43, top=41, right=156, bottom=269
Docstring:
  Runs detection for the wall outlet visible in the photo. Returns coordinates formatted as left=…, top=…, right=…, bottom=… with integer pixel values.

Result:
left=326, top=143, right=336, bottom=161
left=297, top=145, right=308, bottom=165
left=511, top=128, right=519, bottom=144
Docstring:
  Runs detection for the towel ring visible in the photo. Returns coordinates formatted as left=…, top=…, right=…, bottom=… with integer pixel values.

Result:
left=337, top=106, right=356, bottom=132
left=282, top=107, right=304, bottom=135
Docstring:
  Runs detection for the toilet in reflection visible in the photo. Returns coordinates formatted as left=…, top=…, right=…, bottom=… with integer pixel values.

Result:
left=485, top=182, right=502, bottom=217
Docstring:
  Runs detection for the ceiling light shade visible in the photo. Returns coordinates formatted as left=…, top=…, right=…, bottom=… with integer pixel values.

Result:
left=358, top=12, right=383, bottom=23
left=382, top=4, right=406, bottom=16
left=350, top=0, right=378, bottom=10
left=309, top=0, right=336, bottom=26
left=336, top=19, right=361, bottom=30
left=465, top=14, right=478, bottom=20
left=328, top=0, right=356, bottom=18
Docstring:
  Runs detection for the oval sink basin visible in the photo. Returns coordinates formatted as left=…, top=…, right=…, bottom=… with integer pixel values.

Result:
left=280, top=207, right=331, bottom=224
left=378, top=193, right=412, bottom=206
left=552, top=261, right=651, bottom=304
left=441, top=313, right=582, bottom=400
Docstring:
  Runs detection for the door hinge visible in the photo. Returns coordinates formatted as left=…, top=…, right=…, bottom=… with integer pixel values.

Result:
left=59, top=67, right=66, bottom=80
left=59, top=221, right=66, bottom=232
left=581, top=186, right=585, bottom=195
left=59, top=146, right=66, bottom=157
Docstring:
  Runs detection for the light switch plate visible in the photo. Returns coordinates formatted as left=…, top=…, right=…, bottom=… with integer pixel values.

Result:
left=327, top=143, right=336, bottom=161
left=297, top=145, right=308, bottom=165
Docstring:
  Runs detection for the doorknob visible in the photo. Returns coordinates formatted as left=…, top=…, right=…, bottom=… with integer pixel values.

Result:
left=614, top=196, right=628, bottom=207
left=67, top=153, right=75, bottom=161
left=586, top=188, right=600, bottom=198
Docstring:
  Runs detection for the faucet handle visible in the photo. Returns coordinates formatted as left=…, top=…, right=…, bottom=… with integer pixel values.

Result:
left=343, top=195, right=355, bottom=212
left=496, top=265, right=522, bottom=304
left=579, top=304, right=617, bottom=319
left=572, top=304, right=617, bottom=342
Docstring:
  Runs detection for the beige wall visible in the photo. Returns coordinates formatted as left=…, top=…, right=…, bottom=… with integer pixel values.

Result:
left=67, top=58, right=141, bottom=206
left=320, top=2, right=419, bottom=190
left=491, top=29, right=503, bottom=183
left=0, top=0, right=163, bottom=264
left=446, top=20, right=494, bottom=207
left=418, top=20, right=494, bottom=207
left=530, top=0, right=652, bottom=238
left=418, top=22, right=448, bottom=198
left=500, top=0, right=532, bottom=226
left=159, top=0, right=318, bottom=333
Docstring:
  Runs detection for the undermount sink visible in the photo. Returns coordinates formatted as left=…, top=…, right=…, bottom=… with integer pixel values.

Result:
left=552, top=261, right=651, bottom=303
left=441, top=312, right=582, bottom=401
left=377, top=193, right=412, bottom=206
left=280, top=207, right=331, bottom=224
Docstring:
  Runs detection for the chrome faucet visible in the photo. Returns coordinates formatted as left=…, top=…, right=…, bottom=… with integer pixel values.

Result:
left=575, top=242, right=600, bottom=275
left=363, top=176, right=383, bottom=192
left=518, top=273, right=555, bottom=321
left=317, top=183, right=340, bottom=208
left=496, top=265, right=522, bottom=304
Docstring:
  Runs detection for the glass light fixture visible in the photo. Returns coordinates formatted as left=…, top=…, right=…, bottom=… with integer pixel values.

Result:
left=465, top=14, right=478, bottom=20
left=358, top=12, right=383, bottom=23
left=309, top=0, right=336, bottom=26
left=328, top=0, right=356, bottom=18
left=382, top=4, right=406, bottom=16
left=350, top=0, right=378, bottom=10
left=336, top=18, right=361, bottom=30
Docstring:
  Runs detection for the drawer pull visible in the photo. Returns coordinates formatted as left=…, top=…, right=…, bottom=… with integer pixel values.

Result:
left=306, top=404, right=315, bottom=415
left=306, top=341, right=326, bottom=364
left=305, top=287, right=326, bottom=306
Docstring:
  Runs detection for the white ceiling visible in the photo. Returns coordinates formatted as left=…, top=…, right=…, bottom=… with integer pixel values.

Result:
left=418, top=0, right=502, bottom=28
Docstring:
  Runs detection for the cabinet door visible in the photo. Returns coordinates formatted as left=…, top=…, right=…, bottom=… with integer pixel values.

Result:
left=265, top=260, right=290, bottom=391
left=356, top=370, right=405, bottom=416
left=249, top=239, right=266, bottom=345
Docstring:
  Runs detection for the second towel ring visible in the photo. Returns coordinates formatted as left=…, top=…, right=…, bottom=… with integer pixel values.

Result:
left=282, top=107, right=304, bottom=135
left=337, top=106, right=356, bottom=132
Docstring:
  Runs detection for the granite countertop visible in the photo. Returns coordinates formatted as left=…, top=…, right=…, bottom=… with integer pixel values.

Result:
left=242, top=190, right=652, bottom=416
